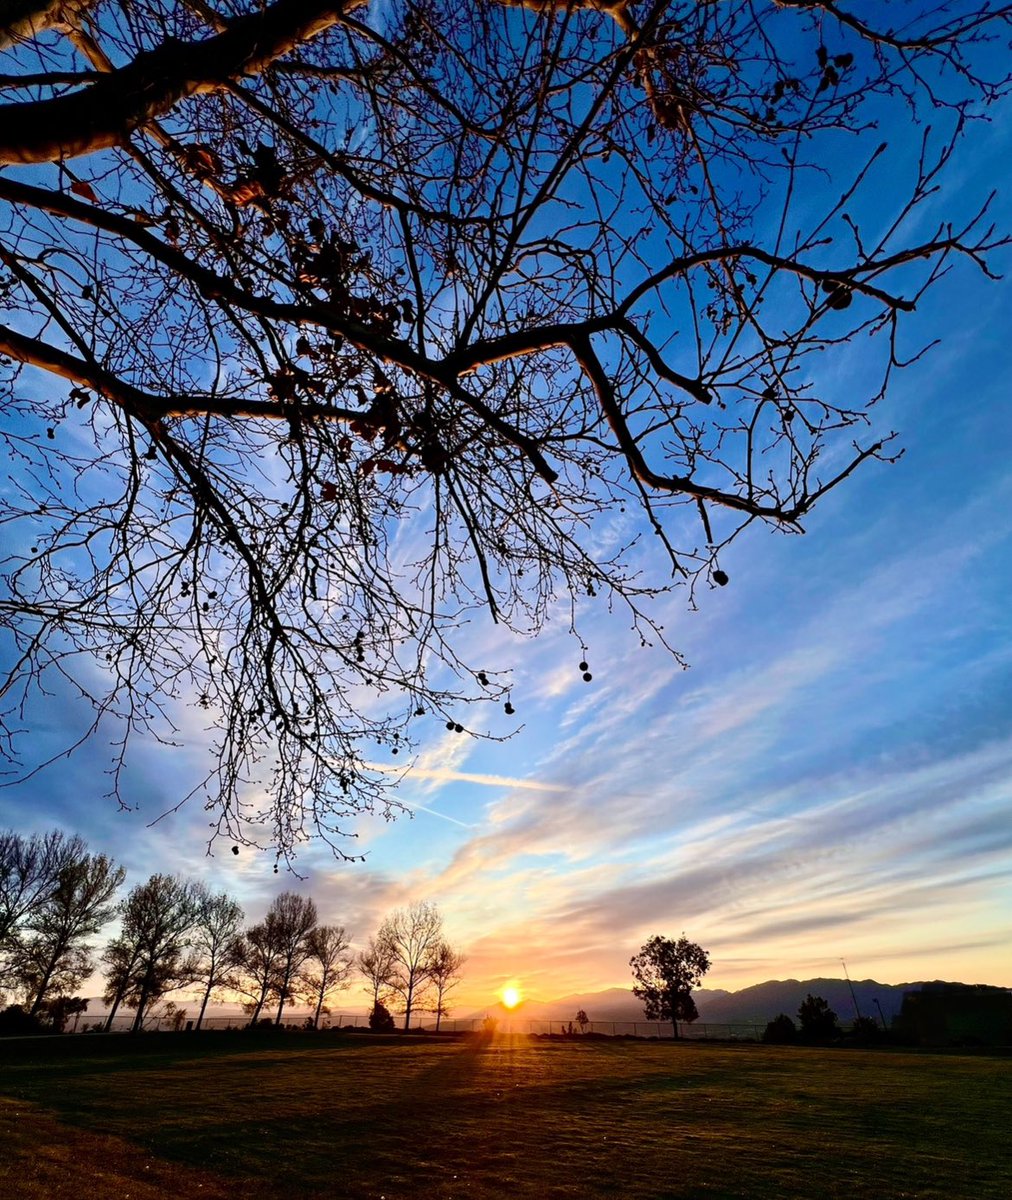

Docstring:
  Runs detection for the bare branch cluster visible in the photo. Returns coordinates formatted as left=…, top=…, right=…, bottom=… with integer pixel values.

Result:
left=0, top=0, right=1008, bottom=858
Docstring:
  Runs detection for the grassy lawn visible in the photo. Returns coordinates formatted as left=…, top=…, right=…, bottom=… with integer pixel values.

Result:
left=1, top=1031, right=1010, bottom=1198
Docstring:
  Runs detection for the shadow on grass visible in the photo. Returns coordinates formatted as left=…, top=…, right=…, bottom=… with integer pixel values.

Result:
left=2, top=1033, right=1011, bottom=1199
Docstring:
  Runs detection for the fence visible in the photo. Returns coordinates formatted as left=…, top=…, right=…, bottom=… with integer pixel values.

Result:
left=433, top=1019, right=766, bottom=1040
left=74, top=1012, right=766, bottom=1039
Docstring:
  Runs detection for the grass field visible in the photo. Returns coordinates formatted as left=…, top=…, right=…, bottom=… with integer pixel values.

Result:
left=1, top=1031, right=1010, bottom=1199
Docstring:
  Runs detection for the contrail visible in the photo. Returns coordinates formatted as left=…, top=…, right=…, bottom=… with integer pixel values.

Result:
left=368, top=762, right=567, bottom=793
left=397, top=798, right=477, bottom=829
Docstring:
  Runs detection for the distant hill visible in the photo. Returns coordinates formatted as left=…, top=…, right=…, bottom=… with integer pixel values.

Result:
left=469, top=978, right=1000, bottom=1027
left=692, top=978, right=921, bottom=1025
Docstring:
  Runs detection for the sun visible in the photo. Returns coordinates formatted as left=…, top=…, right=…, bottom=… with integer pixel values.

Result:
left=500, top=985, right=521, bottom=1010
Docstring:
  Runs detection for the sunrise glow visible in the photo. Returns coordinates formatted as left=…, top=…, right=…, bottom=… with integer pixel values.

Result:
left=501, top=985, right=521, bottom=1009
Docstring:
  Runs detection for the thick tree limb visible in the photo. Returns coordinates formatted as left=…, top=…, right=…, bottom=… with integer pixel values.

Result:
left=0, top=0, right=94, bottom=50
left=0, top=0, right=357, bottom=164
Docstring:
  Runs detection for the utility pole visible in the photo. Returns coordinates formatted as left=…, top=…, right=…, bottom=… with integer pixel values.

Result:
left=841, top=959, right=863, bottom=1022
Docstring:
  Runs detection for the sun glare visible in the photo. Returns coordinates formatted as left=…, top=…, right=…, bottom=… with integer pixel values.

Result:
left=501, top=985, right=521, bottom=1009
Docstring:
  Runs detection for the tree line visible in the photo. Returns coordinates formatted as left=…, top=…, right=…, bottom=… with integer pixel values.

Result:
left=0, top=829, right=464, bottom=1032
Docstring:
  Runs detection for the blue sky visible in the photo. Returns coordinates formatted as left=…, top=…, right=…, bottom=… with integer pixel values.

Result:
left=1, top=11, right=1010, bottom=1014
left=4, top=230, right=1009, bottom=1010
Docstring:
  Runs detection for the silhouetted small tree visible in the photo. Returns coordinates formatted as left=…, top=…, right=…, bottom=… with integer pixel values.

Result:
left=630, top=934, right=711, bottom=1039
left=763, top=1013, right=797, bottom=1044
left=798, top=994, right=840, bottom=1042
left=850, top=1015, right=881, bottom=1042
left=300, top=924, right=353, bottom=1029
left=358, top=935, right=398, bottom=1013
left=369, top=1001, right=395, bottom=1033
left=37, top=995, right=88, bottom=1033
left=234, top=916, right=284, bottom=1026
left=426, top=940, right=466, bottom=1032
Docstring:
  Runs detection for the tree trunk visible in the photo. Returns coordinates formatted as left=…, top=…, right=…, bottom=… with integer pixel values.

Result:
left=132, top=991, right=148, bottom=1032
left=131, top=969, right=155, bottom=1032
left=27, top=947, right=60, bottom=1017
left=313, top=988, right=325, bottom=1030
left=196, top=981, right=213, bottom=1031
left=249, top=995, right=265, bottom=1026
left=104, top=989, right=125, bottom=1032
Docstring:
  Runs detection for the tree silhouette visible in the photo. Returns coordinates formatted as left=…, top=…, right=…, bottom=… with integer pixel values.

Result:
left=234, top=914, right=285, bottom=1026
left=300, top=923, right=353, bottom=1029
left=358, top=934, right=398, bottom=1013
left=0, top=2, right=1008, bottom=859
left=266, top=891, right=318, bottom=1026
left=37, top=994, right=89, bottom=1033
left=426, top=939, right=466, bottom=1032
left=763, top=1013, right=798, bottom=1044
left=797, top=993, right=840, bottom=1041
left=376, top=900, right=443, bottom=1030
left=16, top=850, right=123, bottom=1016
left=0, top=830, right=88, bottom=951
left=630, top=934, right=710, bottom=1038
left=368, top=1000, right=395, bottom=1033
left=190, top=887, right=245, bottom=1031
left=100, top=873, right=200, bottom=1032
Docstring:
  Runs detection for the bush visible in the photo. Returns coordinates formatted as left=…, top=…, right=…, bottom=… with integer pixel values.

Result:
left=798, top=994, right=840, bottom=1042
left=0, top=1004, right=44, bottom=1037
left=37, top=996, right=88, bottom=1033
left=369, top=1002, right=395, bottom=1032
left=849, top=1016, right=881, bottom=1042
left=763, top=1013, right=797, bottom=1044
left=244, top=1017, right=276, bottom=1032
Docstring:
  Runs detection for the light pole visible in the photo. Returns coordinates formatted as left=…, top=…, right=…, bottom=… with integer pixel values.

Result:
left=841, top=959, right=863, bottom=1022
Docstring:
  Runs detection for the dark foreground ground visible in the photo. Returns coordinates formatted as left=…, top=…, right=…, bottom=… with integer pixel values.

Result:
left=1, top=1031, right=1009, bottom=1198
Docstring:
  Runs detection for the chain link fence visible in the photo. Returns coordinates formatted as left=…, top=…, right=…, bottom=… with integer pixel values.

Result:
left=75, top=1012, right=765, bottom=1039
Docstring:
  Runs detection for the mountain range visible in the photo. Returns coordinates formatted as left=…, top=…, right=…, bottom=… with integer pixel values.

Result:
left=470, top=978, right=998, bottom=1026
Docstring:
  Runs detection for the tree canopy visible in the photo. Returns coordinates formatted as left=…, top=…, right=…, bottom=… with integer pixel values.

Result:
left=630, top=933, right=711, bottom=1036
left=797, top=992, right=840, bottom=1041
left=0, top=0, right=1008, bottom=861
